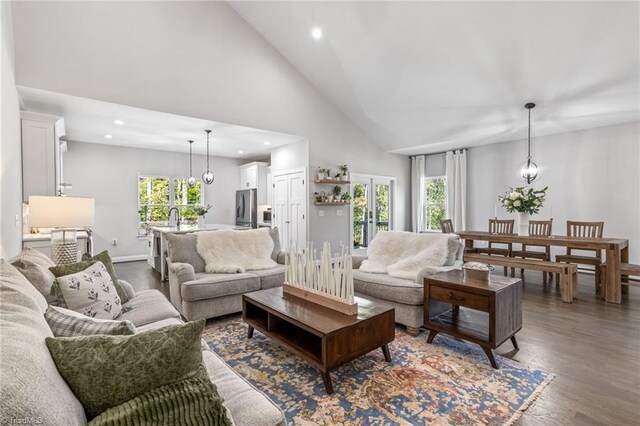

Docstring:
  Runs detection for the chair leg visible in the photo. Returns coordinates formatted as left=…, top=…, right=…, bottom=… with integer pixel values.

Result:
left=520, top=268, right=524, bottom=277
left=542, top=271, right=547, bottom=285
left=594, top=264, right=601, bottom=293
left=555, top=273, right=559, bottom=285
left=510, top=267, right=515, bottom=278
left=503, top=266, right=508, bottom=276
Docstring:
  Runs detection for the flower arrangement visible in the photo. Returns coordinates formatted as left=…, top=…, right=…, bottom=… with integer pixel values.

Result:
left=498, top=187, right=547, bottom=214
left=193, top=204, right=212, bottom=217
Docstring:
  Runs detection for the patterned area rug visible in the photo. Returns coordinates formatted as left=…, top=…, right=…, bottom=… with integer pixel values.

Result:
left=202, top=316, right=553, bottom=425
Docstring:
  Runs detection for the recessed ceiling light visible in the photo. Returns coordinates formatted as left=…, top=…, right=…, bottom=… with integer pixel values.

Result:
left=104, top=134, right=113, bottom=139
left=311, top=27, right=322, bottom=40
left=263, top=141, right=270, bottom=145
left=114, top=120, right=124, bottom=125
left=238, top=150, right=244, bottom=154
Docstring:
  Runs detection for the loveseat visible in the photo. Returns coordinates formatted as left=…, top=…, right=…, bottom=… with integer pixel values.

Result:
left=165, top=229, right=285, bottom=321
left=351, top=231, right=464, bottom=335
left=0, top=250, right=286, bottom=426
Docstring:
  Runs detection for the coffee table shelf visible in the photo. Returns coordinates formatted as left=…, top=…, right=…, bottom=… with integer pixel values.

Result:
left=243, top=287, right=395, bottom=394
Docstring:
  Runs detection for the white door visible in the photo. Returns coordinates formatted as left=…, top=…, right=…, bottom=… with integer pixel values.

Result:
left=287, top=171, right=306, bottom=251
left=273, top=175, right=289, bottom=248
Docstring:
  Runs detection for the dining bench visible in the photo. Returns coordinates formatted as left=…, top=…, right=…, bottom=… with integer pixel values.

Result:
left=463, top=253, right=578, bottom=303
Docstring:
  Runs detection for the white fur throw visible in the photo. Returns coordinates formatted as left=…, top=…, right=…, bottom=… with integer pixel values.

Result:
left=360, top=231, right=460, bottom=280
left=196, top=228, right=278, bottom=273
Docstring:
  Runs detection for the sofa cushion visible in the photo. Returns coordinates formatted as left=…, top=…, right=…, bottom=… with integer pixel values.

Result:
left=182, top=273, right=260, bottom=302
left=353, top=269, right=424, bottom=305
left=45, top=305, right=136, bottom=337
left=53, top=261, right=124, bottom=320
left=249, top=265, right=285, bottom=290
left=136, top=317, right=183, bottom=333
left=10, top=258, right=58, bottom=305
left=0, top=261, right=87, bottom=425
left=203, top=350, right=285, bottom=426
left=45, top=319, right=209, bottom=419
left=166, top=233, right=206, bottom=273
left=119, top=289, right=181, bottom=327
left=10, top=247, right=55, bottom=270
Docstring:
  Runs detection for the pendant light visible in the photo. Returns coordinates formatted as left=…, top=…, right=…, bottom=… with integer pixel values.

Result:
left=187, top=140, right=196, bottom=187
left=202, top=130, right=215, bottom=184
left=520, top=102, right=539, bottom=184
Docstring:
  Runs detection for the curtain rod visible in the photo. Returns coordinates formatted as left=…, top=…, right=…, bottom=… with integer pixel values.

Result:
left=409, top=148, right=467, bottom=158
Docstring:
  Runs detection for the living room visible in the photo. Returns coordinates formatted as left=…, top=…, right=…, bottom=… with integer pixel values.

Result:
left=1, top=1, right=639, bottom=425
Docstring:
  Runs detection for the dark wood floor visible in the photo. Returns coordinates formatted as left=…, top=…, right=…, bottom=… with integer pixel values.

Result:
left=115, top=261, right=640, bottom=425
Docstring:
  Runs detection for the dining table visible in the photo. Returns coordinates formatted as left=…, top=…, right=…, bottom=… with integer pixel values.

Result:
left=456, top=231, right=629, bottom=304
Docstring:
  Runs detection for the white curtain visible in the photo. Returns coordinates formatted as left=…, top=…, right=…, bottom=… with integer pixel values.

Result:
left=411, top=155, right=426, bottom=232
left=446, top=150, right=467, bottom=231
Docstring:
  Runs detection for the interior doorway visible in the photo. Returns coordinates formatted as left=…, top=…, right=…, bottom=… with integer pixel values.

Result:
left=351, top=175, right=394, bottom=253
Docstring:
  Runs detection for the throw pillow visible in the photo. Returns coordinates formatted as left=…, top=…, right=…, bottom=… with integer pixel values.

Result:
left=11, top=258, right=59, bottom=305
left=45, top=305, right=136, bottom=337
left=45, top=319, right=208, bottom=419
left=49, top=259, right=98, bottom=307
left=269, top=227, right=282, bottom=261
left=82, top=251, right=130, bottom=304
left=87, top=377, right=232, bottom=426
left=165, top=233, right=206, bottom=273
left=53, top=261, right=123, bottom=320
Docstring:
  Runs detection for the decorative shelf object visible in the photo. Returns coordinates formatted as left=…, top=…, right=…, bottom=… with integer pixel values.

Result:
left=314, top=202, right=350, bottom=206
left=314, top=179, right=351, bottom=184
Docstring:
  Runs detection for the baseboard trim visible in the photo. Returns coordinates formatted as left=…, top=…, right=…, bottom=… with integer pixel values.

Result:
left=112, top=255, right=147, bottom=263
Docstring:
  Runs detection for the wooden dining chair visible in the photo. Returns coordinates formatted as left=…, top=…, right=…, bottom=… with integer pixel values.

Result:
left=475, top=219, right=514, bottom=276
left=555, top=221, right=604, bottom=293
left=510, top=219, right=553, bottom=283
left=440, top=219, right=454, bottom=233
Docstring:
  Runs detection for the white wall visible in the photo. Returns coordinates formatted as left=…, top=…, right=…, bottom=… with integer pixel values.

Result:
left=11, top=1, right=410, bottom=251
left=0, top=2, right=22, bottom=258
left=270, top=141, right=308, bottom=175
left=64, top=141, right=242, bottom=259
left=466, top=121, right=640, bottom=263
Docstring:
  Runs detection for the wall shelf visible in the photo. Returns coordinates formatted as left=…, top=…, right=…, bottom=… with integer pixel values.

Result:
left=314, top=179, right=351, bottom=184
left=314, top=202, right=350, bottom=206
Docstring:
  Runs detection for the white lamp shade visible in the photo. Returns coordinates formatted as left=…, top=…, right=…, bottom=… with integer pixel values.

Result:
left=28, top=196, right=95, bottom=228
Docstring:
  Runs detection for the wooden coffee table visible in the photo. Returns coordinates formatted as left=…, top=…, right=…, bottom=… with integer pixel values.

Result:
left=242, top=287, right=395, bottom=394
left=424, top=270, right=522, bottom=368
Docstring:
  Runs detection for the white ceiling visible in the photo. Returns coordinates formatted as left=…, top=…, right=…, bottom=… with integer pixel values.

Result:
left=18, top=86, right=305, bottom=158
left=231, top=1, right=640, bottom=154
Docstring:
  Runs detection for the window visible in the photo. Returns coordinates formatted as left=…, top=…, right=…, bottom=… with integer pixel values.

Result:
left=138, top=176, right=203, bottom=235
left=423, top=176, right=447, bottom=231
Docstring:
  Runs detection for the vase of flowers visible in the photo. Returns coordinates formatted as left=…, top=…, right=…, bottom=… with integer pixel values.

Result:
left=498, top=186, right=547, bottom=236
left=193, top=204, right=212, bottom=227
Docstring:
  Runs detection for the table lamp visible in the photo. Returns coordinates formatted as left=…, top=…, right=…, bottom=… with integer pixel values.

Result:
left=28, top=196, right=95, bottom=265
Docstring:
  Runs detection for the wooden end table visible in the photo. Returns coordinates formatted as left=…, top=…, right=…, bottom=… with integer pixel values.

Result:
left=242, top=287, right=395, bottom=394
left=423, top=270, right=522, bottom=368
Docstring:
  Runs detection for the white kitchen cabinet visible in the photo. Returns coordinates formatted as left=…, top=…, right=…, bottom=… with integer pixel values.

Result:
left=239, top=162, right=269, bottom=205
left=21, top=111, right=66, bottom=201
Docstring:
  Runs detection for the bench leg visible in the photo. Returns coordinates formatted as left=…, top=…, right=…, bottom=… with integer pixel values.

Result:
left=561, top=271, right=574, bottom=303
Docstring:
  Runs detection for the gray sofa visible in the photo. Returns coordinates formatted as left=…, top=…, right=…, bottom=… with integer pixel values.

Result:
left=165, top=231, right=285, bottom=321
left=352, top=239, right=464, bottom=335
left=0, top=250, right=285, bottom=426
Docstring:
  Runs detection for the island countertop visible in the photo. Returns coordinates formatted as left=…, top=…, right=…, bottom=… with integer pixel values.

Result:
left=148, top=224, right=246, bottom=234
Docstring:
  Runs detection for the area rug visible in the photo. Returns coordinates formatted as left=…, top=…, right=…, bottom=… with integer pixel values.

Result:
left=202, top=316, right=553, bottom=425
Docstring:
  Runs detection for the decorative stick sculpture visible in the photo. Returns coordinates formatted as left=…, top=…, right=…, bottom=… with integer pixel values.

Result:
left=283, top=242, right=357, bottom=315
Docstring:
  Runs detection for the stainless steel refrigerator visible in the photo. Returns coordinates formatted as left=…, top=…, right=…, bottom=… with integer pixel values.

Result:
left=235, top=189, right=257, bottom=228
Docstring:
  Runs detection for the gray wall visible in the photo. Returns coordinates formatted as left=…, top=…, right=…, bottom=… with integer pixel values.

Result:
left=466, top=121, right=640, bottom=263
left=0, top=2, right=22, bottom=258
left=11, top=1, right=410, bottom=251
left=270, top=141, right=309, bottom=174
left=64, top=141, right=242, bottom=259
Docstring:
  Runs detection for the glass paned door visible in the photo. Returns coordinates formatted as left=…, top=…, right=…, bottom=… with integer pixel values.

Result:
left=352, top=177, right=394, bottom=252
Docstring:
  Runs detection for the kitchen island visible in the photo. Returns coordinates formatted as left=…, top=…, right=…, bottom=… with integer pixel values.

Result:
left=148, top=224, right=248, bottom=281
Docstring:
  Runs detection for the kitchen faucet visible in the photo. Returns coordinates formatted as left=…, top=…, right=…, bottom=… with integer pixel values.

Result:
left=168, top=207, right=181, bottom=228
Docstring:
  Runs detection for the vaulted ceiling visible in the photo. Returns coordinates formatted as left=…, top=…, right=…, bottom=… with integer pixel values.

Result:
left=231, top=1, right=639, bottom=154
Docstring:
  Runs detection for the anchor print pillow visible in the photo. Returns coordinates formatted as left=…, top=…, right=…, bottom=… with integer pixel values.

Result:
left=53, top=261, right=123, bottom=320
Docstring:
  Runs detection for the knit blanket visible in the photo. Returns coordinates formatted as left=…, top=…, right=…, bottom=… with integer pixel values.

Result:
left=196, top=228, right=277, bottom=273
left=359, top=231, right=460, bottom=280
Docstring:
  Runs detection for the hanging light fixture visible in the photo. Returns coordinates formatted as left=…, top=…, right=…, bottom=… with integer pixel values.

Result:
left=187, top=140, right=196, bottom=187
left=520, top=102, right=539, bottom=184
left=202, top=130, right=215, bottom=184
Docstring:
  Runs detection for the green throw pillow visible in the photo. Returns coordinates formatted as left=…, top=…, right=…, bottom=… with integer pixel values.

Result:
left=81, top=251, right=130, bottom=304
left=87, top=377, right=232, bottom=426
left=45, top=306, right=136, bottom=337
left=46, top=319, right=208, bottom=419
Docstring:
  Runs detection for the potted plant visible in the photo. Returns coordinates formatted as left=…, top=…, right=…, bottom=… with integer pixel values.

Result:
left=498, top=186, right=547, bottom=236
left=334, top=172, right=342, bottom=181
left=340, top=193, right=352, bottom=203
left=193, top=204, right=212, bottom=227
left=332, top=185, right=342, bottom=202
left=339, top=164, right=349, bottom=181
left=314, top=191, right=324, bottom=203
left=317, top=167, right=329, bottom=181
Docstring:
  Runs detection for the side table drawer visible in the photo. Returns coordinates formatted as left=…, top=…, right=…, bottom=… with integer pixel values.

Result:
left=430, top=285, right=489, bottom=311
